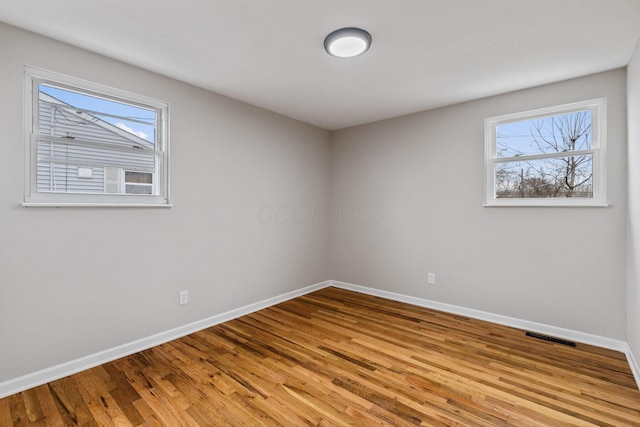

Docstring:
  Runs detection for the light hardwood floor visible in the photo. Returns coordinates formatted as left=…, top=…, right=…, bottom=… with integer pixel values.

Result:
left=1, top=287, right=640, bottom=426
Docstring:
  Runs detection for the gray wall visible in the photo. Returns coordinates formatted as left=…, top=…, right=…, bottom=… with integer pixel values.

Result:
left=0, top=23, right=331, bottom=382
left=628, top=41, right=640, bottom=359
left=330, top=69, right=628, bottom=339
left=0, top=21, right=634, bottom=387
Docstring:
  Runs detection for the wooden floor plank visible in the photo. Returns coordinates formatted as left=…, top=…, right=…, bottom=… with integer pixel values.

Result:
left=1, top=287, right=639, bottom=426
left=48, top=376, right=99, bottom=426
left=33, top=385, right=66, bottom=426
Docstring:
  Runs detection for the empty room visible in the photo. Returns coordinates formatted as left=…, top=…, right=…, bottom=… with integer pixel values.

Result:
left=2, top=0, right=640, bottom=425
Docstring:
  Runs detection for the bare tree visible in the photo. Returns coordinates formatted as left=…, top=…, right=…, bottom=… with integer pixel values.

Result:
left=496, top=165, right=569, bottom=199
left=530, top=112, right=592, bottom=197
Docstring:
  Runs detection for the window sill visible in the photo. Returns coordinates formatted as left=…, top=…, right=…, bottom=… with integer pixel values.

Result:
left=24, top=192, right=171, bottom=207
left=483, top=202, right=610, bottom=208
left=23, top=202, right=173, bottom=208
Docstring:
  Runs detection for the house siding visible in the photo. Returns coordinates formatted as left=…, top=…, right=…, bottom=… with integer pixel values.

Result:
left=36, top=93, right=155, bottom=194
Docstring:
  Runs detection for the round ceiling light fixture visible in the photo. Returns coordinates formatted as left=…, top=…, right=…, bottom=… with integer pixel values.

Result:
left=324, top=27, right=372, bottom=58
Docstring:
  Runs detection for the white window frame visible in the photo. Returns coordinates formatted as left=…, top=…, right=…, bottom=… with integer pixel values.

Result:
left=23, top=66, right=171, bottom=207
left=484, top=98, right=607, bottom=207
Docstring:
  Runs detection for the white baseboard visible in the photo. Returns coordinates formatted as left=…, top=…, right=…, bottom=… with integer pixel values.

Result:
left=0, top=280, right=330, bottom=399
left=625, top=344, right=640, bottom=390
left=3, top=279, right=638, bottom=398
left=330, top=280, right=639, bottom=390
left=329, top=280, right=628, bottom=352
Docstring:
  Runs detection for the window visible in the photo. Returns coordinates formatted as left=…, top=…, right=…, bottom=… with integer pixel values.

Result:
left=23, top=67, right=170, bottom=207
left=484, top=98, right=607, bottom=207
left=124, top=171, right=154, bottom=195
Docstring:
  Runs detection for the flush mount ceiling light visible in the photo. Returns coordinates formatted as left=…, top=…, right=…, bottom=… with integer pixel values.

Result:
left=324, top=27, right=372, bottom=58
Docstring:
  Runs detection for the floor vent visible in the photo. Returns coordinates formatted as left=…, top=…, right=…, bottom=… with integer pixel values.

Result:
left=525, top=331, right=576, bottom=347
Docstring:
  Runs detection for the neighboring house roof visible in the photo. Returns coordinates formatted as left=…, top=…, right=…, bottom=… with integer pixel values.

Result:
left=39, top=91, right=154, bottom=150
left=36, top=91, right=157, bottom=194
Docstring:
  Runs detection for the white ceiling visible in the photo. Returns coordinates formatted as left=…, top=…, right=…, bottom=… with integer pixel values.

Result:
left=1, top=1, right=639, bottom=130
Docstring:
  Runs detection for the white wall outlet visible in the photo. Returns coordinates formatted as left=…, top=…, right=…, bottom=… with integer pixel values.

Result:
left=428, top=273, right=436, bottom=285
left=179, top=290, right=189, bottom=306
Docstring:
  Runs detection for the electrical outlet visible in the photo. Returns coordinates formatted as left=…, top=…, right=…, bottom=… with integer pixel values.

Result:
left=179, top=290, right=189, bottom=306
left=428, top=273, right=436, bottom=285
